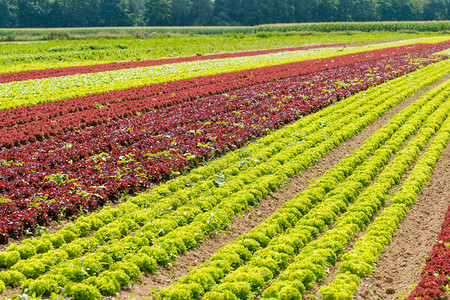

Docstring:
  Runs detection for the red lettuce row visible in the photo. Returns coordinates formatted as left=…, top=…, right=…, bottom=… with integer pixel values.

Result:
left=1, top=42, right=449, bottom=150
left=408, top=205, right=450, bottom=300
left=0, top=43, right=349, bottom=83
left=0, top=51, right=447, bottom=244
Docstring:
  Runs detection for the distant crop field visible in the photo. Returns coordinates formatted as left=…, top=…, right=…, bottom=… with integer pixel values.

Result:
left=0, top=21, right=449, bottom=41
left=256, top=21, right=450, bottom=32
left=0, top=30, right=449, bottom=300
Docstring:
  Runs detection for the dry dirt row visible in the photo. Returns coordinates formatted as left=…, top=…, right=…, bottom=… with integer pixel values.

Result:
left=109, top=76, right=450, bottom=300
left=354, top=126, right=450, bottom=300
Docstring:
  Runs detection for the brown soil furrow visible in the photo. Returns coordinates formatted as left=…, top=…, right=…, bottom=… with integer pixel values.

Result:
left=302, top=100, right=444, bottom=299
left=111, top=75, right=450, bottom=300
left=354, top=120, right=450, bottom=300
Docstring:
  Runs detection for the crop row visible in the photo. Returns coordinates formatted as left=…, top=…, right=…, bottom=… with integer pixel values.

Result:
left=1, top=50, right=447, bottom=244
left=0, top=43, right=348, bottom=83
left=256, top=22, right=450, bottom=33
left=318, top=102, right=450, bottom=300
left=1, top=43, right=448, bottom=149
left=408, top=204, right=450, bottom=300
left=0, top=45, right=362, bottom=132
left=2, top=36, right=438, bottom=84
left=0, top=57, right=394, bottom=245
left=0, top=54, right=431, bottom=261
left=2, top=32, right=419, bottom=74
left=1, top=41, right=449, bottom=112
left=0, top=43, right=356, bottom=110
left=157, top=79, right=450, bottom=300
left=0, top=61, right=448, bottom=299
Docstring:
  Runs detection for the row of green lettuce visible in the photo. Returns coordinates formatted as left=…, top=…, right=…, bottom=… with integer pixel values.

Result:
left=156, top=77, right=450, bottom=299
left=0, top=45, right=345, bottom=108
left=2, top=36, right=449, bottom=111
left=0, top=60, right=449, bottom=299
left=268, top=83, right=450, bottom=300
left=318, top=94, right=450, bottom=300
left=0, top=47, right=346, bottom=109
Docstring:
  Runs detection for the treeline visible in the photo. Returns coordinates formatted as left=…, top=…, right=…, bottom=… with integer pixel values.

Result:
left=0, top=0, right=449, bottom=28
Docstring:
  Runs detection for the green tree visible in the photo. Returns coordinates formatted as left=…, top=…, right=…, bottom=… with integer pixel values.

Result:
left=2, top=0, right=449, bottom=29
left=171, top=0, right=192, bottom=25
left=262, top=0, right=295, bottom=24
left=281, top=0, right=297, bottom=22
left=257, top=0, right=275, bottom=24
left=16, top=0, right=57, bottom=27
left=318, top=0, right=338, bottom=21
left=211, top=0, right=230, bottom=25
left=241, top=0, right=257, bottom=25
left=423, top=0, right=448, bottom=19
left=447, top=0, right=450, bottom=18
left=408, top=0, right=425, bottom=20
left=352, top=0, right=377, bottom=21
left=99, top=0, right=132, bottom=26
left=225, top=0, right=242, bottom=25
left=17, top=0, right=36, bottom=27
left=377, top=0, right=396, bottom=20
left=145, top=0, right=172, bottom=25
left=126, top=0, right=146, bottom=26
left=295, top=0, right=320, bottom=22
left=392, top=0, right=413, bottom=20
left=47, top=0, right=67, bottom=27
left=65, top=0, right=101, bottom=27
left=191, top=0, right=212, bottom=25
left=0, top=0, right=12, bottom=27
left=337, top=0, right=354, bottom=21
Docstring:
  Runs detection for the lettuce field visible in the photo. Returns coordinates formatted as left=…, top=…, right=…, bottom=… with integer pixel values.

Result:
left=1, top=33, right=450, bottom=300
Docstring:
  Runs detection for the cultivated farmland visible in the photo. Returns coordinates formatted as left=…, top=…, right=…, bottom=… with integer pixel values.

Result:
left=0, top=31, right=450, bottom=300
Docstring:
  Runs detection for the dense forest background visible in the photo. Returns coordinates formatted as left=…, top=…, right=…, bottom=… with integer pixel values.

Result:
left=0, top=0, right=448, bottom=28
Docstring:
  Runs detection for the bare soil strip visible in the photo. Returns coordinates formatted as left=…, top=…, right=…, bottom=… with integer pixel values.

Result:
left=111, top=76, right=450, bottom=300
left=354, top=117, right=450, bottom=300
left=302, top=98, right=443, bottom=299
